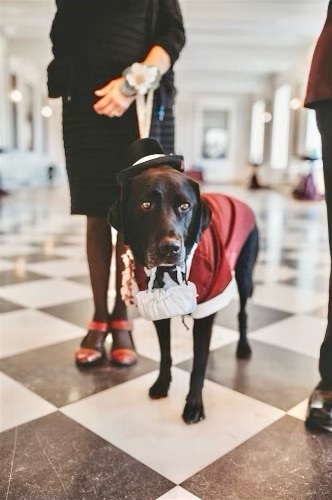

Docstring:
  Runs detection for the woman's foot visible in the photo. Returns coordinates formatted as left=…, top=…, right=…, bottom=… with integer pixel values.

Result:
left=305, top=381, right=332, bottom=432
left=109, top=318, right=137, bottom=367
left=75, top=320, right=108, bottom=367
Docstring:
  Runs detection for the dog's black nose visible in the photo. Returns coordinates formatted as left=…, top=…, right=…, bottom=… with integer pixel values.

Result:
left=159, top=238, right=181, bottom=256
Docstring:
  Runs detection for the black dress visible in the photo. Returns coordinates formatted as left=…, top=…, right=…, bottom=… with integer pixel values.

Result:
left=48, top=0, right=185, bottom=216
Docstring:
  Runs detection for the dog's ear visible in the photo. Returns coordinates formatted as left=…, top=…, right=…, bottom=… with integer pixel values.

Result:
left=108, top=197, right=122, bottom=232
left=186, top=179, right=211, bottom=247
left=107, top=196, right=122, bottom=233
left=107, top=186, right=131, bottom=245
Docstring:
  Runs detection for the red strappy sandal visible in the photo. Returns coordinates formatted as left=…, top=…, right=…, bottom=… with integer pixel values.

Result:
left=75, top=320, right=108, bottom=368
left=108, top=319, right=137, bottom=367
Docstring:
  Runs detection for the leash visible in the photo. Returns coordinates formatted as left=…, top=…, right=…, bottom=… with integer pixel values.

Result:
left=136, top=90, right=154, bottom=138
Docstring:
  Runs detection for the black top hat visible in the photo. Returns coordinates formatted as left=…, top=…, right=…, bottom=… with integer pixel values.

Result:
left=117, top=138, right=184, bottom=184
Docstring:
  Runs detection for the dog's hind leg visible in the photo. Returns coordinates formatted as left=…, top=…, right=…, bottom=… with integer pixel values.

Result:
left=234, top=225, right=259, bottom=359
left=149, top=319, right=172, bottom=399
left=182, top=314, right=215, bottom=424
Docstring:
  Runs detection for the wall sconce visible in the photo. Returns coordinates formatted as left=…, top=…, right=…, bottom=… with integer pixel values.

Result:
left=263, top=111, right=272, bottom=123
left=290, top=98, right=302, bottom=110
left=41, top=105, right=53, bottom=118
left=9, top=89, right=23, bottom=103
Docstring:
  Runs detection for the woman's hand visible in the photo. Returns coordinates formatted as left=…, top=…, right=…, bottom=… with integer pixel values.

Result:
left=93, top=77, right=135, bottom=118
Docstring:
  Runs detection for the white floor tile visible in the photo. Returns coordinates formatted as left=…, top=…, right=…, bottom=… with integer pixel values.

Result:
left=0, top=372, right=56, bottom=432
left=287, top=399, right=308, bottom=421
left=250, top=314, right=327, bottom=358
left=281, top=234, right=327, bottom=247
left=315, top=268, right=332, bottom=278
left=254, top=263, right=297, bottom=283
left=0, top=234, right=56, bottom=244
left=26, top=259, right=89, bottom=278
left=133, top=317, right=238, bottom=364
left=0, top=259, right=15, bottom=272
left=0, top=244, right=38, bottom=257
left=156, top=486, right=201, bottom=500
left=61, top=235, right=86, bottom=245
left=21, top=225, right=68, bottom=235
left=0, top=309, right=85, bottom=358
left=61, top=368, right=284, bottom=484
left=0, top=278, right=91, bottom=308
left=252, top=283, right=327, bottom=314
left=52, top=245, right=87, bottom=259
left=285, top=250, right=330, bottom=266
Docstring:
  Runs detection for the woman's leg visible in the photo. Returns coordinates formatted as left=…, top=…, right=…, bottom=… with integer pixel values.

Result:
left=109, top=232, right=137, bottom=364
left=77, top=219, right=136, bottom=365
left=76, top=217, right=112, bottom=363
left=86, top=217, right=112, bottom=323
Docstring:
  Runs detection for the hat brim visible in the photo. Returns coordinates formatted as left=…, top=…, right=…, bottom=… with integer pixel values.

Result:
left=117, top=155, right=184, bottom=184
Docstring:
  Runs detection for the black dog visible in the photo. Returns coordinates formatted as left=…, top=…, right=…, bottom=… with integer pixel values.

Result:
left=109, top=139, right=259, bottom=424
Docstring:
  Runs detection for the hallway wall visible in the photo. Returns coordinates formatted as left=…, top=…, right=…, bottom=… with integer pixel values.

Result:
left=0, top=1, right=327, bottom=188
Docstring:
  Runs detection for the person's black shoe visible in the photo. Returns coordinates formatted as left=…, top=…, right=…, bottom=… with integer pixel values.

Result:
left=305, top=381, right=332, bottom=432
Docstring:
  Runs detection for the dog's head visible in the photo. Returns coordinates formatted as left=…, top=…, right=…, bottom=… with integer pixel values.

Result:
left=109, top=167, right=211, bottom=268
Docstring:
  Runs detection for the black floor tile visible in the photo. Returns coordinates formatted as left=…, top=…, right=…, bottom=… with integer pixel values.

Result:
left=281, top=258, right=327, bottom=270
left=252, top=280, right=265, bottom=286
left=0, top=270, right=48, bottom=287
left=41, top=299, right=94, bottom=328
left=182, top=415, right=332, bottom=500
left=177, top=340, right=319, bottom=411
left=0, top=412, right=174, bottom=500
left=68, top=275, right=91, bottom=286
left=279, top=246, right=301, bottom=253
left=41, top=298, right=140, bottom=328
left=214, top=300, right=292, bottom=333
left=0, top=298, right=23, bottom=314
left=0, top=339, right=158, bottom=407
left=52, top=239, right=83, bottom=247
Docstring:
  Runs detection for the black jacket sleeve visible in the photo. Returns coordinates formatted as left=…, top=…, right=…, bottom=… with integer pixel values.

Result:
left=48, top=0, right=88, bottom=98
left=49, top=0, right=75, bottom=60
left=153, top=0, right=186, bottom=65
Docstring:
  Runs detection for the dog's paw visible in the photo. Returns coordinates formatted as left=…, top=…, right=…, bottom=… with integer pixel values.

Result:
left=182, top=400, right=205, bottom=424
left=149, top=378, right=171, bottom=399
left=236, top=341, right=252, bottom=359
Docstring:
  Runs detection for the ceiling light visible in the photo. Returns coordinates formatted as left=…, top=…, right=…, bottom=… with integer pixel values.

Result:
left=290, top=98, right=302, bottom=110
left=263, top=112, right=272, bottom=123
left=41, top=105, right=53, bottom=118
left=9, top=89, right=22, bottom=103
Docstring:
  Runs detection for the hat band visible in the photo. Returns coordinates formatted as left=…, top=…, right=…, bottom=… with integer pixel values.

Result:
left=133, top=154, right=165, bottom=166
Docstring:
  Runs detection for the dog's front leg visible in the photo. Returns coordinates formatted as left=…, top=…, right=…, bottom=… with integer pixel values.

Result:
left=149, top=319, right=172, bottom=399
left=183, top=314, right=215, bottom=424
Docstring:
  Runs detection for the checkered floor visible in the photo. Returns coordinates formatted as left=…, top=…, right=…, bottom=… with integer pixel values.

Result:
left=1, top=184, right=331, bottom=500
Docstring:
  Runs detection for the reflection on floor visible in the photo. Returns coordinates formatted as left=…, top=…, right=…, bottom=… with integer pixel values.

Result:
left=0, top=185, right=331, bottom=500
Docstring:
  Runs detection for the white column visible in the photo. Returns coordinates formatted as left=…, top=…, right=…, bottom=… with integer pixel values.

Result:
left=0, top=33, right=10, bottom=149
left=48, top=98, right=65, bottom=171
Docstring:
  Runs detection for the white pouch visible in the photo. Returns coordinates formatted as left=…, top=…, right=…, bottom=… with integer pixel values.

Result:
left=135, top=267, right=197, bottom=321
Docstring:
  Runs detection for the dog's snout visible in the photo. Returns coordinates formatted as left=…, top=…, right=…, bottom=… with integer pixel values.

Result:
left=159, top=238, right=181, bottom=256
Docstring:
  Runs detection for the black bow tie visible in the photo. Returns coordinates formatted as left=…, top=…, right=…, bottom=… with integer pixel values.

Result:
left=153, top=266, right=180, bottom=288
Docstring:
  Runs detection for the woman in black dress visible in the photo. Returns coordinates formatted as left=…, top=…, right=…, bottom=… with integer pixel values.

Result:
left=48, top=0, right=185, bottom=367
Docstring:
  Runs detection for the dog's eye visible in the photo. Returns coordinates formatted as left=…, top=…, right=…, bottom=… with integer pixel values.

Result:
left=180, top=202, right=190, bottom=211
left=141, top=201, right=152, bottom=210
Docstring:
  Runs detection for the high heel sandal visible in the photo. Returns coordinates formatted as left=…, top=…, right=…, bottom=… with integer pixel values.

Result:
left=108, top=319, right=137, bottom=367
left=75, top=320, right=108, bottom=368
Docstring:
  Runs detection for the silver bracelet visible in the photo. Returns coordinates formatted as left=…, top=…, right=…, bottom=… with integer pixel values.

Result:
left=120, top=78, right=137, bottom=97
left=120, top=63, right=161, bottom=97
